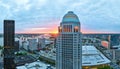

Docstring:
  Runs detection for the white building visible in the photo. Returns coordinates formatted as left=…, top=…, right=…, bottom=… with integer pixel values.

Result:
left=38, top=37, right=45, bottom=49
left=56, top=11, right=82, bottom=69
left=45, top=39, right=54, bottom=45
left=82, top=46, right=110, bottom=68
left=16, top=60, right=55, bottom=69
left=22, top=41, right=29, bottom=50
left=28, top=38, right=38, bottom=51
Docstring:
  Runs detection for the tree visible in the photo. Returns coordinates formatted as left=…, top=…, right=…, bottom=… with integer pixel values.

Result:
left=98, top=66, right=113, bottom=69
left=0, top=46, right=3, bottom=50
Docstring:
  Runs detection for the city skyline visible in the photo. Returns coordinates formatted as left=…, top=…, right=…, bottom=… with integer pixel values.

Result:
left=0, top=0, right=120, bottom=33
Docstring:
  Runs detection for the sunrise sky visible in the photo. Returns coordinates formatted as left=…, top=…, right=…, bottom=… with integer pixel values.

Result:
left=0, top=0, right=120, bottom=34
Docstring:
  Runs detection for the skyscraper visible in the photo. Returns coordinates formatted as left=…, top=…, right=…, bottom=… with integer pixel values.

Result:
left=56, top=11, right=82, bottom=69
left=38, top=37, right=45, bottom=49
left=28, top=38, right=38, bottom=51
left=110, top=34, right=120, bottom=49
left=4, top=20, right=15, bottom=69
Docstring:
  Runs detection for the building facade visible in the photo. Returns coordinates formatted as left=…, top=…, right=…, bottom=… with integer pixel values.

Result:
left=38, top=37, right=45, bottom=49
left=110, top=34, right=120, bottom=49
left=28, top=38, right=38, bottom=51
left=4, top=20, right=15, bottom=69
left=56, top=11, right=82, bottom=69
left=14, top=41, right=19, bottom=52
left=22, top=41, right=29, bottom=50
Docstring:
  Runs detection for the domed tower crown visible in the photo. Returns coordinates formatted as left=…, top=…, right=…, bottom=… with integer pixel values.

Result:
left=59, top=11, right=81, bottom=33
left=62, top=11, right=80, bottom=23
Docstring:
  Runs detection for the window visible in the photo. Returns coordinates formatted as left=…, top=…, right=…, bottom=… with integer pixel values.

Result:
left=74, top=26, right=79, bottom=32
left=58, top=26, right=62, bottom=32
left=63, top=25, right=72, bottom=32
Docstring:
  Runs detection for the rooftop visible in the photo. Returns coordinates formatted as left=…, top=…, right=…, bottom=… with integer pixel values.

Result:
left=16, top=60, right=55, bottom=69
left=14, top=55, right=37, bottom=66
left=82, top=46, right=111, bottom=66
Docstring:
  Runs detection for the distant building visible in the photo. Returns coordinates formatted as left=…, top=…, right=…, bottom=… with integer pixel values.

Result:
left=101, top=41, right=109, bottom=48
left=22, top=41, right=29, bottom=50
left=4, top=20, right=15, bottom=69
left=56, top=11, right=82, bottom=69
left=38, top=37, right=45, bottom=49
left=54, top=38, right=57, bottom=48
left=14, top=55, right=36, bottom=66
left=14, top=41, right=19, bottom=52
left=110, top=35, right=120, bottom=49
left=28, top=38, right=38, bottom=51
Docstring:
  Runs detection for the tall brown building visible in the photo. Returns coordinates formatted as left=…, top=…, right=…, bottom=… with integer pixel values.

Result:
left=4, top=20, right=15, bottom=69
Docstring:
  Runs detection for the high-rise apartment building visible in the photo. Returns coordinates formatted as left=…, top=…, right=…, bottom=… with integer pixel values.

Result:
left=38, top=37, right=45, bottom=49
left=4, top=20, right=15, bottom=69
left=28, top=38, right=38, bottom=51
left=56, top=11, right=82, bottom=69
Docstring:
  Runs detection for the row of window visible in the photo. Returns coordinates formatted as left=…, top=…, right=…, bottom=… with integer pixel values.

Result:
left=58, top=25, right=79, bottom=32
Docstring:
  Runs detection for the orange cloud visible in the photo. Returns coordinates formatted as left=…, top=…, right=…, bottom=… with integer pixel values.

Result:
left=18, top=25, right=58, bottom=34
left=18, top=27, right=98, bottom=34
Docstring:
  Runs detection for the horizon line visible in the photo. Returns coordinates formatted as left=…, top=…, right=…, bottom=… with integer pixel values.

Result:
left=0, top=32, right=120, bottom=34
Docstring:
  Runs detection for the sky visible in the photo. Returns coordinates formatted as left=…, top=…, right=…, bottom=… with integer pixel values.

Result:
left=0, top=0, right=120, bottom=34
